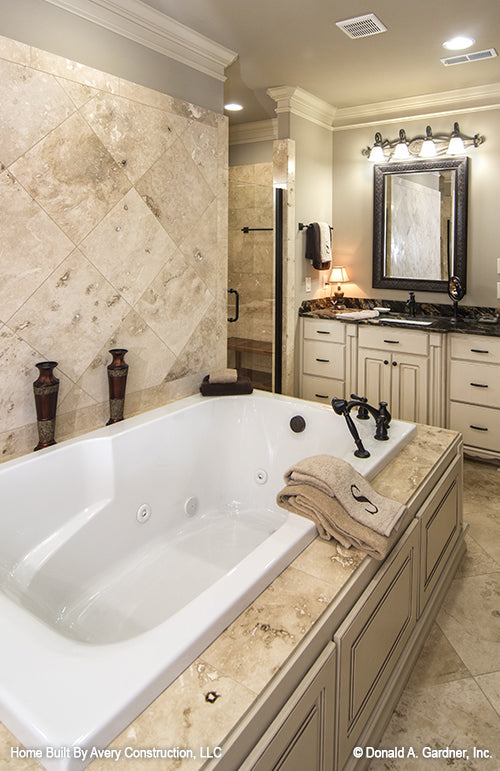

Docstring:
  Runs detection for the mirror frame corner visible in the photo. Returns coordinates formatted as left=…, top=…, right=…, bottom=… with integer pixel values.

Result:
left=372, top=155, right=469, bottom=293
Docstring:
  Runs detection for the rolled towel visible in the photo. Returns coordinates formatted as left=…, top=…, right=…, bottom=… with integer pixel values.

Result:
left=208, top=368, right=238, bottom=384
left=277, top=483, right=398, bottom=560
left=283, top=455, right=406, bottom=537
left=337, top=310, right=379, bottom=320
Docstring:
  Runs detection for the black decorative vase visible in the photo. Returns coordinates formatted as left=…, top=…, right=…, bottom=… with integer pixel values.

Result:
left=33, top=361, right=59, bottom=451
left=107, top=349, right=128, bottom=425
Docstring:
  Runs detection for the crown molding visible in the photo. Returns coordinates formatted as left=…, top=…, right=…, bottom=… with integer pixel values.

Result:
left=267, top=86, right=337, bottom=130
left=229, top=119, right=277, bottom=146
left=334, top=82, right=500, bottom=128
left=43, top=0, right=237, bottom=81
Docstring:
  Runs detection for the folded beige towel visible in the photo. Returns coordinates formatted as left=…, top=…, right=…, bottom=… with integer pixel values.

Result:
left=277, top=483, right=398, bottom=560
left=283, top=455, right=406, bottom=537
left=338, top=310, right=379, bottom=320
left=208, top=368, right=238, bottom=384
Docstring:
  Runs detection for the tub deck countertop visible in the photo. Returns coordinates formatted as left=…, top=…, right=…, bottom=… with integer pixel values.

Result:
left=0, top=423, right=460, bottom=771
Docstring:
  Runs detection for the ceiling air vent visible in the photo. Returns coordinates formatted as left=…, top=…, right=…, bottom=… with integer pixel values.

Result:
left=441, top=48, right=497, bottom=66
left=336, top=13, right=387, bottom=39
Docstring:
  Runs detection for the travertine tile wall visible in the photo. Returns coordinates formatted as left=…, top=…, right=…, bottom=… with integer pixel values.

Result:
left=0, top=35, right=228, bottom=462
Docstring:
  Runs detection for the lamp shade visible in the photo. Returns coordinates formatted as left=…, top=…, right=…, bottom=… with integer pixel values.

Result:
left=328, top=266, right=349, bottom=285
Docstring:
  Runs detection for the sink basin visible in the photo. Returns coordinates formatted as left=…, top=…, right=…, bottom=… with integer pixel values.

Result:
left=379, top=317, right=433, bottom=326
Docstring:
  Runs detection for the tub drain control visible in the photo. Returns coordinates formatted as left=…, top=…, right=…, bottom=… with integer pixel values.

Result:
left=136, top=503, right=152, bottom=523
left=290, top=415, right=306, bottom=433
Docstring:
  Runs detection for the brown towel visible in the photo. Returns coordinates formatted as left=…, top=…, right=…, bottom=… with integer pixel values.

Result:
left=305, top=222, right=332, bottom=270
left=283, top=455, right=406, bottom=537
left=277, top=483, right=399, bottom=561
left=200, top=374, right=253, bottom=396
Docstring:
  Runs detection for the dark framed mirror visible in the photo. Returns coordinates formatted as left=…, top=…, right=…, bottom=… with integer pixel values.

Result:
left=372, top=156, right=469, bottom=292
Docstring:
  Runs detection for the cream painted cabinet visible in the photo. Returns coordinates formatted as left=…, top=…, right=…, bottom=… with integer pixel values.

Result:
left=300, top=318, right=356, bottom=405
left=357, top=326, right=444, bottom=424
left=416, top=453, right=462, bottom=615
left=241, top=642, right=336, bottom=771
left=334, top=521, right=419, bottom=770
left=448, top=332, right=500, bottom=458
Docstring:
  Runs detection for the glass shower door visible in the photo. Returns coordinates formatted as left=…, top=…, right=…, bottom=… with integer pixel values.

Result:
left=227, top=163, right=282, bottom=392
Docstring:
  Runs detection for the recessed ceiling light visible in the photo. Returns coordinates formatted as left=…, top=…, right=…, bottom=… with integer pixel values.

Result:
left=224, top=103, right=243, bottom=111
left=443, top=36, right=475, bottom=51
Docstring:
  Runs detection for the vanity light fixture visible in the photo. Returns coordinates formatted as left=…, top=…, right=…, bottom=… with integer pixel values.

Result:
left=420, top=126, right=437, bottom=158
left=392, top=129, right=410, bottom=160
left=368, top=132, right=385, bottom=163
left=328, top=266, right=349, bottom=303
left=362, top=122, right=484, bottom=161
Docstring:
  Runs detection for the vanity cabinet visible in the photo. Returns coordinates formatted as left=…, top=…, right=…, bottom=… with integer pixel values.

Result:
left=357, top=326, right=430, bottom=424
left=448, top=332, right=500, bottom=458
left=300, top=318, right=356, bottom=405
left=300, top=319, right=445, bottom=426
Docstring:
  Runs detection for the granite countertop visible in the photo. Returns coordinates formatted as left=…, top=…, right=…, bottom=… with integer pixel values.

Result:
left=299, top=298, right=500, bottom=337
left=0, top=424, right=460, bottom=771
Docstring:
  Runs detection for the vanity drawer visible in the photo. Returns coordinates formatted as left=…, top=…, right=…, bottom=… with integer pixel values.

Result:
left=449, top=401, right=500, bottom=452
left=303, top=339, right=344, bottom=379
left=449, top=333, right=500, bottom=364
left=301, top=374, right=343, bottom=404
left=303, top=317, right=345, bottom=344
left=358, top=325, right=428, bottom=355
left=449, top=360, right=500, bottom=407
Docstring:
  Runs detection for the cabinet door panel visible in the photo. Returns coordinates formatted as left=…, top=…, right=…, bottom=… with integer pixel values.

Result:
left=335, top=523, right=419, bottom=770
left=242, top=642, right=336, bottom=771
left=417, top=454, right=462, bottom=614
left=392, top=354, right=428, bottom=423
left=357, top=349, right=391, bottom=406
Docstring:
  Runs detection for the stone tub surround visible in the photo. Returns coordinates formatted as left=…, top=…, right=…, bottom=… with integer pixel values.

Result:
left=300, top=297, right=500, bottom=336
left=0, top=422, right=465, bottom=770
left=0, top=34, right=228, bottom=463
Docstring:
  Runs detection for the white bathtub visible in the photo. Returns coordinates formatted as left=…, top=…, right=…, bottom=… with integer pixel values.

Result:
left=0, top=390, right=416, bottom=769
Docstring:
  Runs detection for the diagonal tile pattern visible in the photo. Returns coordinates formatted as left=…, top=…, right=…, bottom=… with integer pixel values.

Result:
left=0, top=34, right=227, bottom=461
left=369, top=458, right=500, bottom=770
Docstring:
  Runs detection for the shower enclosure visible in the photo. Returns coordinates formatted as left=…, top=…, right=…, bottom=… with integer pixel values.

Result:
left=227, top=162, right=283, bottom=392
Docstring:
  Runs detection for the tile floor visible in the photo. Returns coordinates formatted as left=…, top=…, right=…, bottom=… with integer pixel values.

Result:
left=368, top=458, right=500, bottom=770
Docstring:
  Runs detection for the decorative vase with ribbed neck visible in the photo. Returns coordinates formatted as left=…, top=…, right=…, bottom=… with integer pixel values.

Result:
left=107, top=349, right=129, bottom=425
left=33, top=361, right=59, bottom=451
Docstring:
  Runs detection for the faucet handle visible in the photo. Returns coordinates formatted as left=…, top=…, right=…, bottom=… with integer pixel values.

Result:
left=350, top=394, right=369, bottom=420
left=378, top=401, right=391, bottom=425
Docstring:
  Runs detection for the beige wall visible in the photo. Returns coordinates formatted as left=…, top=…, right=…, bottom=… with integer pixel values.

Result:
left=0, top=35, right=228, bottom=461
left=1, top=0, right=223, bottom=113
left=332, top=108, right=500, bottom=308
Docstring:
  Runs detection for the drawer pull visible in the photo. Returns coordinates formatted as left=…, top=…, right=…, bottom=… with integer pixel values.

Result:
left=470, top=348, right=489, bottom=354
left=470, top=382, right=488, bottom=388
left=315, top=393, right=329, bottom=399
left=316, top=330, right=330, bottom=335
left=383, top=339, right=399, bottom=344
left=470, top=425, right=488, bottom=431
left=315, top=358, right=330, bottom=363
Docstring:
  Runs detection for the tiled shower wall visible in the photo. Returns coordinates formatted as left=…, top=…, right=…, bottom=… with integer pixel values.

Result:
left=228, top=163, right=274, bottom=337
left=0, top=35, right=228, bottom=461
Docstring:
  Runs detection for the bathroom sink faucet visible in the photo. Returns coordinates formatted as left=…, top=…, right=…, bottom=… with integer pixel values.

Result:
left=406, top=291, right=416, bottom=317
left=332, top=394, right=392, bottom=458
